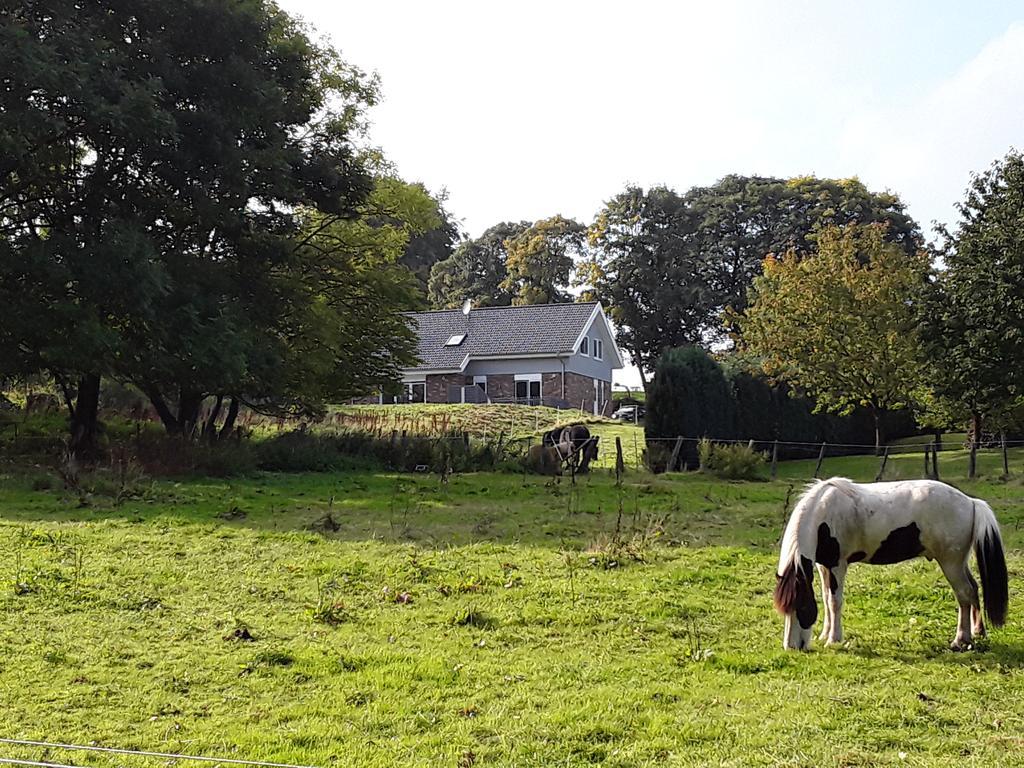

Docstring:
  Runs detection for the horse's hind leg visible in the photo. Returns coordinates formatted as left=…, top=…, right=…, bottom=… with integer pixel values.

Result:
left=939, top=558, right=977, bottom=650
left=817, top=564, right=833, bottom=642
left=966, top=568, right=985, bottom=638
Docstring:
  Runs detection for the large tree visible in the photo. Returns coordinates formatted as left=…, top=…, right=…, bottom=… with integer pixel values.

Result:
left=134, top=171, right=433, bottom=435
left=585, top=177, right=923, bottom=386
left=398, top=190, right=460, bottom=298
left=686, top=175, right=922, bottom=327
left=0, top=0, right=378, bottom=451
left=585, top=186, right=713, bottom=387
left=919, top=150, right=1024, bottom=445
left=502, top=215, right=585, bottom=305
left=427, top=221, right=528, bottom=308
left=739, top=224, right=929, bottom=451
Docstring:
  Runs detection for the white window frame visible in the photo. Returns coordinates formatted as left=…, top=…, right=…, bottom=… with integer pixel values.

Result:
left=579, top=337, right=589, bottom=356
left=473, top=375, right=488, bottom=394
left=593, top=338, right=603, bottom=361
left=514, top=373, right=542, bottom=403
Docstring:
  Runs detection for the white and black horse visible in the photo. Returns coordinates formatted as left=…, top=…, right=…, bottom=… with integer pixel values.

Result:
left=774, top=478, right=1008, bottom=651
left=542, top=424, right=599, bottom=474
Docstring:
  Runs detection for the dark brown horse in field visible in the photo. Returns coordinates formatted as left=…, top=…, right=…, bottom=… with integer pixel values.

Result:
left=542, top=424, right=599, bottom=474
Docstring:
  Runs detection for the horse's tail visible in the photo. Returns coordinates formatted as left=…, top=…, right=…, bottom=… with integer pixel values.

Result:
left=973, top=499, right=1008, bottom=627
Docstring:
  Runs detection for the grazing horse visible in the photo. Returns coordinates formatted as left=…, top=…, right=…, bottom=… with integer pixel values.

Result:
left=774, top=477, right=1008, bottom=651
left=542, top=424, right=599, bottom=474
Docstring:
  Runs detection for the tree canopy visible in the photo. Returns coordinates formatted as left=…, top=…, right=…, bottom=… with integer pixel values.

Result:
left=738, top=224, right=929, bottom=449
left=427, top=221, right=529, bottom=308
left=0, top=0, right=411, bottom=450
left=502, top=215, right=585, bottom=305
left=585, top=176, right=923, bottom=386
left=919, top=150, right=1024, bottom=441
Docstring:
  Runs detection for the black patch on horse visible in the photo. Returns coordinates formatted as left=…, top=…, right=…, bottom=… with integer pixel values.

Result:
left=827, top=570, right=839, bottom=594
left=847, top=551, right=866, bottom=563
left=796, top=556, right=818, bottom=629
left=869, top=523, right=924, bottom=565
left=816, top=522, right=841, bottom=568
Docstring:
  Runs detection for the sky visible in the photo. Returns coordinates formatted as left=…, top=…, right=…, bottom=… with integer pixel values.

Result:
left=278, top=0, right=1024, bottom=387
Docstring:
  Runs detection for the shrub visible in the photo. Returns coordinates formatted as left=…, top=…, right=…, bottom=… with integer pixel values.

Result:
left=646, top=347, right=735, bottom=469
left=697, top=439, right=765, bottom=480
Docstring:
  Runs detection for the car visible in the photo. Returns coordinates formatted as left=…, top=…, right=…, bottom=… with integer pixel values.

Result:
left=611, top=405, right=644, bottom=422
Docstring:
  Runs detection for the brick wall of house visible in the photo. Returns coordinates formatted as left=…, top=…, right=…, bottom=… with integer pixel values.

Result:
left=486, top=374, right=515, bottom=403
left=563, top=371, right=611, bottom=414
left=425, top=373, right=466, bottom=403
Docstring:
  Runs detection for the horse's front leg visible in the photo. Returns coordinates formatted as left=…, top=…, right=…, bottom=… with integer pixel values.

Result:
left=817, top=564, right=833, bottom=643
left=822, top=561, right=847, bottom=646
left=940, top=558, right=976, bottom=650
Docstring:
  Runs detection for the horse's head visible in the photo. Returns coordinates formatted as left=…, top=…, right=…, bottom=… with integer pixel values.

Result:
left=774, top=556, right=817, bottom=650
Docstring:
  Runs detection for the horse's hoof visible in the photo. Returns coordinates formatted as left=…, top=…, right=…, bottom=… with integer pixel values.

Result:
left=949, top=640, right=972, bottom=652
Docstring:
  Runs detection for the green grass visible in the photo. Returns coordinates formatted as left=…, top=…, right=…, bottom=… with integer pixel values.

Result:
left=4, top=454, right=1024, bottom=765
left=325, top=403, right=614, bottom=441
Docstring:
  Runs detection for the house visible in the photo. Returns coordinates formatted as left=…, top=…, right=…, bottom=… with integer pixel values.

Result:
left=381, top=302, right=623, bottom=414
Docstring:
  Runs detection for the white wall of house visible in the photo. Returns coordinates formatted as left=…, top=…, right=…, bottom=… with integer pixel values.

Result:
left=565, top=312, right=618, bottom=381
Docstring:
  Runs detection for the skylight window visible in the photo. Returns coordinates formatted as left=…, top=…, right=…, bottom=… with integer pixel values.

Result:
left=445, top=333, right=467, bottom=347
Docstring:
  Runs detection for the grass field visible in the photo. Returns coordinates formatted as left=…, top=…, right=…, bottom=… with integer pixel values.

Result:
left=4, top=451, right=1024, bottom=766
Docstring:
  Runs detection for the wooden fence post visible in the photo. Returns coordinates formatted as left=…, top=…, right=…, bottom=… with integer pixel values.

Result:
left=615, top=436, right=625, bottom=484
left=813, top=442, right=827, bottom=479
left=668, top=437, right=684, bottom=473
left=875, top=445, right=889, bottom=482
left=770, top=440, right=779, bottom=480
left=1002, top=433, right=1009, bottom=476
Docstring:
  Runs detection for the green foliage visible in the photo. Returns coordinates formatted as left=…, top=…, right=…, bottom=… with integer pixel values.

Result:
left=697, top=439, right=765, bottom=480
left=645, top=347, right=735, bottom=468
left=0, top=0, right=420, bottom=447
left=919, top=150, right=1024, bottom=437
left=501, top=215, right=585, bottom=305
left=585, top=178, right=922, bottom=379
left=428, top=222, right=529, bottom=308
left=586, top=187, right=709, bottom=377
left=739, top=225, right=929, bottom=448
left=398, top=192, right=461, bottom=298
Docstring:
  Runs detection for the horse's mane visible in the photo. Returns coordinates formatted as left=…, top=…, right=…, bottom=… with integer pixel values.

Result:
left=773, top=479, right=855, bottom=615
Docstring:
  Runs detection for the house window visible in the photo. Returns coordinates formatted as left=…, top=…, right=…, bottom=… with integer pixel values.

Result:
left=579, top=337, right=589, bottom=356
left=445, top=334, right=466, bottom=347
left=473, top=375, right=487, bottom=394
left=593, top=338, right=603, bottom=361
left=405, top=381, right=426, bottom=403
left=514, top=374, right=542, bottom=405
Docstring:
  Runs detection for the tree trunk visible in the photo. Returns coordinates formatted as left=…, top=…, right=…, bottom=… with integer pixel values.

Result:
left=178, top=389, right=204, bottom=438
left=969, top=411, right=981, bottom=479
left=146, top=388, right=181, bottom=434
left=634, top=351, right=649, bottom=393
left=219, top=397, right=240, bottom=442
left=871, top=407, right=884, bottom=456
left=203, top=394, right=224, bottom=443
left=68, top=373, right=101, bottom=460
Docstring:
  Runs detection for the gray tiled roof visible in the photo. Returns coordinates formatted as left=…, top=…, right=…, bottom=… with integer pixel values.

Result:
left=405, top=302, right=600, bottom=371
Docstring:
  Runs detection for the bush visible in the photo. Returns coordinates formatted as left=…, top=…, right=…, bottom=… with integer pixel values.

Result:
left=646, top=347, right=735, bottom=469
left=697, top=439, right=765, bottom=480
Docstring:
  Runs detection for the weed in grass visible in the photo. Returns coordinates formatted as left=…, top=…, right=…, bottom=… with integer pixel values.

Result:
left=309, top=579, right=350, bottom=625
left=449, top=608, right=495, bottom=629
